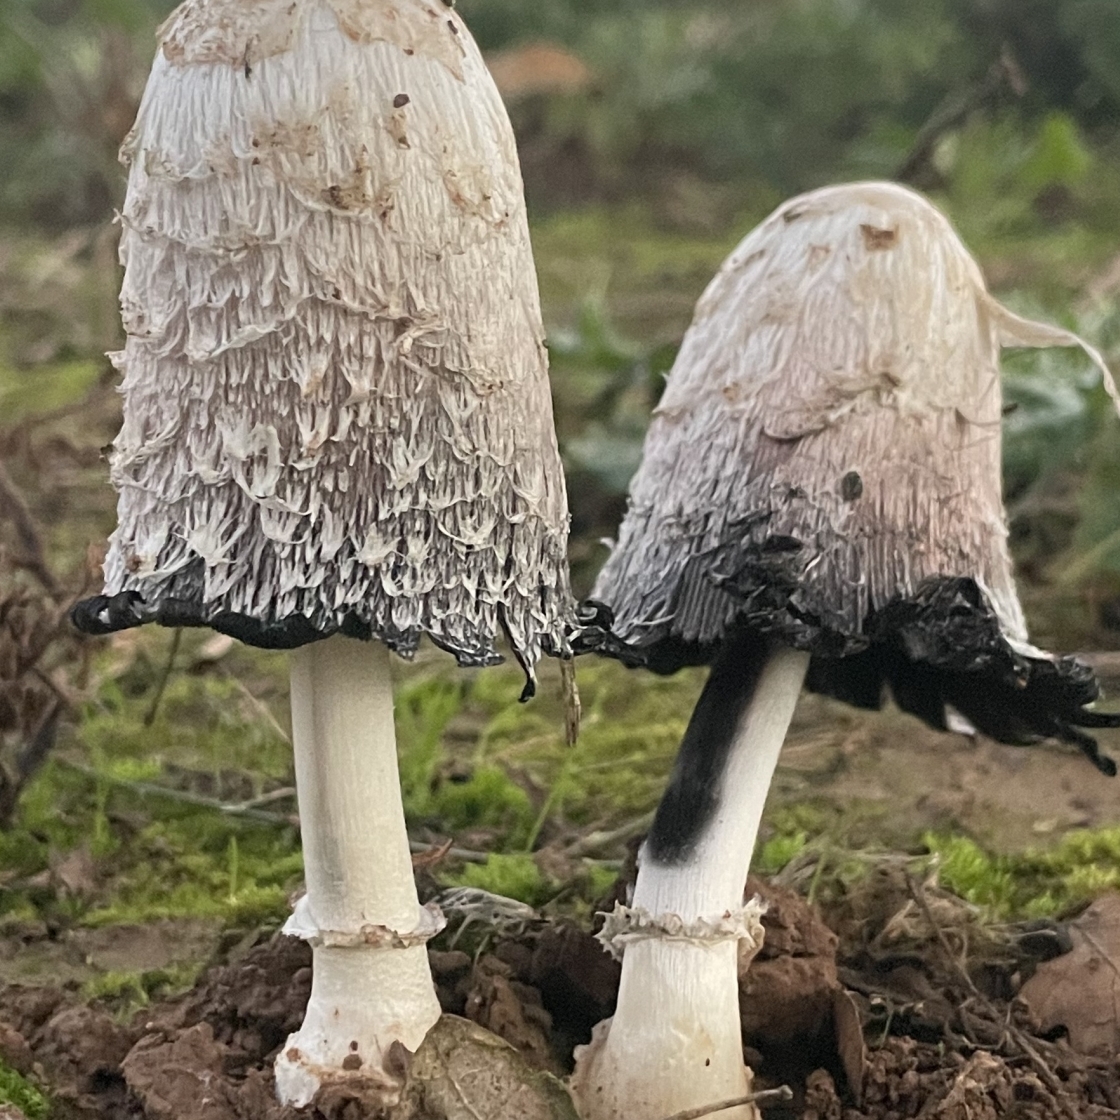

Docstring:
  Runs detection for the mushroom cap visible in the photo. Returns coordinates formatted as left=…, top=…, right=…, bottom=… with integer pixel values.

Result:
left=587, top=181, right=1119, bottom=771
left=71, top=0, right=574, bottom=684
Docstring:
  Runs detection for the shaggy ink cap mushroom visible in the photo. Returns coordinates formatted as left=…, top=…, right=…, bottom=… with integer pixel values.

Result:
left=70, top=0, right=574, bottom=698
left=572, top=181, right=1120, bottom=1120
left=586, top=180, right=1120, bottom=776
left=70, top=0, right=576, bottom=1108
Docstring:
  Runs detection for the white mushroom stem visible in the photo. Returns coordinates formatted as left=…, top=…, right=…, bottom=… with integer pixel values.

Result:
left=573, top=643, right=810, bottom=1120
left=275, top=635, right=442, bottom=1108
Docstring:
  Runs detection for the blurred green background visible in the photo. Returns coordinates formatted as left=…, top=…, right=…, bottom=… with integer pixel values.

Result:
left=4, top=0, right=1120, bottom=626
left=2, top=0, right=1120, bottom=949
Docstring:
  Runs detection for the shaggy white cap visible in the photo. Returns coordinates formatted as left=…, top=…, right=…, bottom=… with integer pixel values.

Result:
left=75, top=0, right=573, bottom=686
left=590, top=181, right=1120, bottom=770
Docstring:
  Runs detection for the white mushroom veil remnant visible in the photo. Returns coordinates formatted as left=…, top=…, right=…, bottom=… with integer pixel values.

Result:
left=71, top=0, right=576, bottom=1108
left=72, top=0, right=573, bottom=694
left=572, top=181, right=1120, bottom=1120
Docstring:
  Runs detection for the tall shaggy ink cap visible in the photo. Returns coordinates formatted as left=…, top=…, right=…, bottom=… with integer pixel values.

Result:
left=71, top=0, right=573, bottom=688
left=588, top=181, right=1120, bottom=772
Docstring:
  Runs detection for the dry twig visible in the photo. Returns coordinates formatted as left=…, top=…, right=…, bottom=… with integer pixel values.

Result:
left=143, top=626, right=182, bottom=725
left=0, top=460, right=61, bottom=597
left=654, top=1085, right=793, bottom=1120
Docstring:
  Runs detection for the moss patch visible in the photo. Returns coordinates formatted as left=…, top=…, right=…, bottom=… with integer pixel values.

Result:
left=927, top=828, right=1120, bottom=919
left=0, top=1061, right=48, bottom=1120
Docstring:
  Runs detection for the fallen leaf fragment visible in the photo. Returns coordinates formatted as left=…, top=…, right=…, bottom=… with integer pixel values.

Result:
left=1019, top=892, right=1120, bottom=1058
left=401, top=1015, right=579, bottom=1120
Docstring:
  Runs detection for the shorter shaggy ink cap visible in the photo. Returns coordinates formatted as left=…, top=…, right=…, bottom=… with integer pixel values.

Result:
left=582, top=181, right=1120, bottom=773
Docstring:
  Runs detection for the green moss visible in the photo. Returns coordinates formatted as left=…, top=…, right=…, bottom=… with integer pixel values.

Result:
left=81, top=961, right=202, bottom=1018
left=390, top=655, right=701, bottom=857
left=2, top=658, right=302, bottom=931
left=0, top=1061, right=48, bottom=1120
left=926, top=828, right=1120, bottom=918
left=445, top=854, right=555, bottom=908
left=396, top=675, right=466, bottom=819
left=0, top=356, right=103, bottom=423
left=755, top=831, right=809, bottom=875
left=581, top=863, right=619, bottom=904
left=926, top=835, right=1018, bottom=914
left=1, top=644, right=303, bottom=930
left=431, top=767, right=536, bottom=850
left=470, top=656, right=700, bottom=834
left=80, top=831, right=301, bottom=927
left=81, top=969, right=148, bottom=1007
left=81, top=666, right=293, bottom=783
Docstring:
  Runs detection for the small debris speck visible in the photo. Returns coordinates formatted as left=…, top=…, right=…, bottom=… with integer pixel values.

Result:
left=860, top=223, right=899, bottom=250
left=840, top=471, right=863, bottom=501
left=393, top=93, right=410, bottom=108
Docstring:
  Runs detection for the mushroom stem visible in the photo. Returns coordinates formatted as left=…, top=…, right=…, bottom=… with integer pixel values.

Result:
left=573, top=639, right=809, bottom=1120
left=275, top=636, right=441, bottom=1108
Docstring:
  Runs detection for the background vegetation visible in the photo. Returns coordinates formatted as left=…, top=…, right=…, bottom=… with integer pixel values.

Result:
left=1, top=0, right=1120, bottom=996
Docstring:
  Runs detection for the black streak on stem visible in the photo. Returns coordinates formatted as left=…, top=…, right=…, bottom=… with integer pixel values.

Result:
left=647, top=630, right=773, bottom=864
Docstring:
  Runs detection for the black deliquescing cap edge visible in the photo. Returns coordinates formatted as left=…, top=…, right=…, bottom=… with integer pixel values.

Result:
left=68, top=589, right=565, bottom=679
left=573, top=577, right=1120, bottom=776
left=570, top=599, right=650, bottom=668
left=70, top=591, right=574, bottom=702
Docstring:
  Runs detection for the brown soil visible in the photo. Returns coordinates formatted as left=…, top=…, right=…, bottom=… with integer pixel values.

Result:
left=2, top=878, right=1117, bottom=1120
left=774, top=692, right=1120, bottom=852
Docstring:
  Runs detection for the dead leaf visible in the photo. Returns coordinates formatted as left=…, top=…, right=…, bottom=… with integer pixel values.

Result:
left=833, top=988, right=866, bottom=1105
left=411, top=838, right=454, bottom=871
left=935, top=1052, right=1014, bottom=1120
left=401, top=1015, right=579, bottom=1120
left=1019, top=893, right=1120, bottom=1058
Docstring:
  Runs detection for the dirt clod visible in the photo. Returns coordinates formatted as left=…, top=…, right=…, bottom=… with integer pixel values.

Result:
left=803, top=1068, right=842, bottom=1120
left=464, top=956, right=558, bottom=1074
left=0, top=1021, right=32, bottom=1075
left=123, top=1023, right=263, bottom=1120
left=529, top=924, right=620, bottom=1036
left=741, top=876, right=851, bottom=1097
left=37, top=1004, right=135, bottom=1090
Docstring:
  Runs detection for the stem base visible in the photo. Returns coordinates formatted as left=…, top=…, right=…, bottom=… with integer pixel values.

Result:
left=275, top=943, right=439, bottom=1108
left=572, top=939, right=758, bottom=1120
